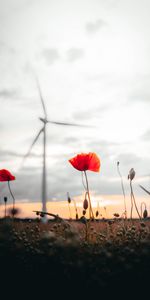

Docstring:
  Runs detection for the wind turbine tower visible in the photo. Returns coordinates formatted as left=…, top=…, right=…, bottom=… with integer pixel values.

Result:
left=21, top=77, right=89, bottom=216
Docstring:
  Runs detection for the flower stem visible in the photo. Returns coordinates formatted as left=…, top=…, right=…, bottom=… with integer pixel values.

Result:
left=141, top=202, right=146, bottom=219
left=8, top=181, right=15, bottom=218
left=84, top=171, right=94, bottom=219
left=117, top=164, right=127, bottom=219
left=73, top=198, right=78, bottom=218
left=68, top=202, right=72, bottom=219
left=130, top=180, right=133, bottom=220
left=81, top=172, right=87, bottom=190
left=5, top=202, right=6, bottom=218
left=130, top=180, right=141, bottom=220
left=131, top=184, right=141, bottom=220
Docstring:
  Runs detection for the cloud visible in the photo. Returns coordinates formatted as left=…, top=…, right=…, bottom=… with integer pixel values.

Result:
left=72, top=104, right=109, bottom=122
left=0, top=41, right=15, bottom=55
left=131, top=92, right=150, bottom=103
left=0, top=149, right=23, bottom=159
left=86, top=19, right=107, bottom=34
left=41, top=48, right=60, bottom=65
left=140, top=129, right=150, bottom=141
left=116, top=153, right=141, bottom=166
left=66, top=48, right=84, bottom=62
left=0, top=88, right=18, bottom=100
left=128, top=76, right=150, bottom=103
left=0, top=149, right=43, bottom=162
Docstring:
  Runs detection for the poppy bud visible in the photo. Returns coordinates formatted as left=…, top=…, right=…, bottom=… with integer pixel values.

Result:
left=143, top=209, right=148, bottom=219
left=67, top=192, right=71, bottom=203
left=114, top=213, right=120, bottom=218
left=83, top=198, right=88, bottom=210
left=4, top=197, right=7, bottom=203
left=128, top=168, right=135, bottom=181
left=96, top=210, right=99, bottom=217
left=8, top=207, right=20, bottom=216
left=40, top=213, right=45, bottom=218
left=83, top=192, right=88, bottom=210
left=83, top=210, right=86, bottom=215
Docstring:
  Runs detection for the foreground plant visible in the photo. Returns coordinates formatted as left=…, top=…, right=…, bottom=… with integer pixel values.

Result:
left=95, top=200, right=100, bottom=218
left=73, top=198, right=79, bottom=220
left=104, top=206, right=108, bottom=219
left=4, top=196, right=7, bottom=218
left=69, top=152, right=100, bottom=219
left=0, top=169, right=16, bottom=218
left=117, top=161, right=127, bottom=219
left=67, top=192, right=72, bottom=219
left=128, top=168, right=141, bottom=220
left=140, top=202, right=148, bottom=219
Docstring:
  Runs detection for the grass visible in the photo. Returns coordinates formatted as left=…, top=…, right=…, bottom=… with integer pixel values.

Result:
left=0, top=217, right=150, bottom=296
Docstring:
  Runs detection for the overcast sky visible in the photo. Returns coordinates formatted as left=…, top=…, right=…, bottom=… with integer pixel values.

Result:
left=0, top=0, right=150, bottom=206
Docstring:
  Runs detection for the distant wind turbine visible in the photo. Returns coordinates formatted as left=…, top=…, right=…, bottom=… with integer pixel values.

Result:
left=21, top=77, right=92, bottom=217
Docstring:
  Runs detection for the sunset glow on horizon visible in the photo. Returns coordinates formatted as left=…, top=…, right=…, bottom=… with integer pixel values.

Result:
left=0, top=194, right=149, bottom=219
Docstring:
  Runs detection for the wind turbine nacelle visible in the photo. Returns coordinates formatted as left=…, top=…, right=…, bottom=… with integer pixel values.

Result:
left=39, top=117, right=48, bottom=124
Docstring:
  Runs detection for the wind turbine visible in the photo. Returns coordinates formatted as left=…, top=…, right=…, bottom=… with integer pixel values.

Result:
left=21, top=77, right=92, bottom=217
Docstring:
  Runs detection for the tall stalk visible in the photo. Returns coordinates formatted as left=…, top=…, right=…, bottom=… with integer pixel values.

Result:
left=130, top=181, right=133, bottom=220
left=130, top=179, right=141, bottom=220
left=84, top=171, right=94, bottom=219
left=140, top=202, right=147, bottom=219
left=67, top=192, right=72, bottom=219
left=8, top=181, right=15, bottom=218
left=117, top=162, right=127, bottom=219
left=4, top=197, right=7, bottom=218
left=73, top=198, right=78, bottom=219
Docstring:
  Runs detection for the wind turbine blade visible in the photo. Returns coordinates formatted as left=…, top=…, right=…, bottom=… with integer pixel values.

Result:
left=47, top=120, right=93, bottom=127
left=20, top=127, right=44, bottom=167
left=35, top=76, right=47, bottom=118
left=139, top=185, right=150, bottom=195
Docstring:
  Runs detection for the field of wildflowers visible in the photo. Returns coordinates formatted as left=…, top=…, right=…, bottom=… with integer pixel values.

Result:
left=0, top=153, right=150, bottom=296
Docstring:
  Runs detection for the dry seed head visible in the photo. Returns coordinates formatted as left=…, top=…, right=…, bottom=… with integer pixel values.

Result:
left=76, top=213, right=79, bottom=220
left=113, top=213, right=120, bottom=218
left=40, top=212, right=45, bottom=218
left=128, top=168, right=135, bottom=181
left=96, top=210, right=99, bottom=217
left=143, top=209, right=148, bottom=219
left=83, top=198, right=88, bottom=210
left=4, top=197, right=7, bottom=203
left=67, top=192, right=71, bottom=203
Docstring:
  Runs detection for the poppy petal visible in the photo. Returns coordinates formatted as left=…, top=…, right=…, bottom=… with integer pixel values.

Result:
left=69, top=152, right=100, bottom=172
left=88, top=152, right=100, bottom=172
left=0, top=169, right=16, bottom=182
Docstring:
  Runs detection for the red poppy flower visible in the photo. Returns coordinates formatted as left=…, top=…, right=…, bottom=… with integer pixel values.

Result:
left=69, top=152, right=100, bottom=172
left=0, top=169, right=16, bottom=182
